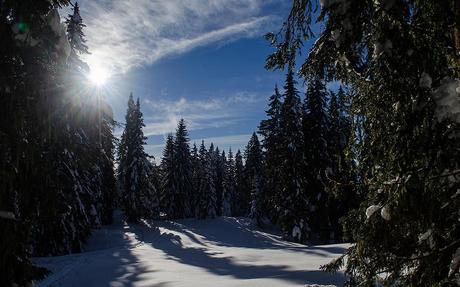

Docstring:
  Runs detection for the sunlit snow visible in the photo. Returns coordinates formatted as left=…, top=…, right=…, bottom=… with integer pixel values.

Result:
left=34, top=211, right=347, bottom=287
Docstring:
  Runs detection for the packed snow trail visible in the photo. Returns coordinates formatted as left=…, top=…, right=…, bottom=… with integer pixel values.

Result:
left=34, top=213, right=347, bottom=287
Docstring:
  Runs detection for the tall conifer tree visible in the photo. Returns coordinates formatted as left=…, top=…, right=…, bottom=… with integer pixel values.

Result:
left=0, top=0, right=105, bottom=284
left=234, top=149, right=248, bottom=216
left=65, top=2, right=89, bottom=71
left=190, top=143, right=200, bottom=217
left=118, top=95, right=158, bottom=222
left=277, top=69, right=306, bottom=242
left=173, top=119, right=193, bottom=218
left=214, top=147, right=225, bottom=216
left=196, top=141, right=217, bottom=218
left=302, top=77, right=333, bottom=241
left=258, top=85, right=283, bottom=222
left=160, top=134, right=176, bottom=219
left=222, top=149, right=237, bottom=216
left=245, top=133, right=265, bottom=225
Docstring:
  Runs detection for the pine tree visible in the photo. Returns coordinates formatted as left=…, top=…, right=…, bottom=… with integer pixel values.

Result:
left=118, top=95, right=159, bottom=222
left=268, top=1, right=460, bottom=285
left=217, top=150, right=227, bottom=216
left=196, top=141, right=217, bottom=219
left=66, top=2, right=88, bottom=54
left=0, top=0, right=118, bottom=283
left=326, top=87, right=359, bottom=241
left=195, top=142, right=207, bottom=218
left=302, top=77, right=334, bottom=242
left=214, top=147, right=225, bottom=216
left=65, top=3, right=116, bottom=228
left=63, top=2, right=117, bottom=230
left=222, top=149, right=236, bottom=216
left=18, top=2, right=96, bottom=257
left=233, top=149, right=248, bottom=216
left=206, top=143, right=218, bottom=218
left=65, top=2, right=89, bottom=71
left=172, top=119, right=193, bottom=218
left=148, top=157, right=162, bottom=210
left=277, top=69, right=306, bottom=242
left=0, top=0, right=97, bottom=284
left=99, top=103, right=117, bottom=225
left=245, top=133, right=265, bottom=225
left=190, top=143, right=201, bottom=217
left=258, top=85, right=283, bottom=222
left=160, top=134, right=176, bottom=219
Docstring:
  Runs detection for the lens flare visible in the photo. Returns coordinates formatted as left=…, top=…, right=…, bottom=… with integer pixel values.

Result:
left=88, top=64, right=109, bottom=86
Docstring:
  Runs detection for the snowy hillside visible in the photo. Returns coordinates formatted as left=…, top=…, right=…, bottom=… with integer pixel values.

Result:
left=34, top=213, right=347, bottom=287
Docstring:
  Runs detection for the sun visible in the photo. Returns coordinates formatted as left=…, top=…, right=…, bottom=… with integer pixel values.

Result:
left=88, top=64, right=110, bottom=86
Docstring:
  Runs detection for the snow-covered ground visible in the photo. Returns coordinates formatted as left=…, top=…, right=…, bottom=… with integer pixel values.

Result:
left=34, top=212, right=348, bottom=287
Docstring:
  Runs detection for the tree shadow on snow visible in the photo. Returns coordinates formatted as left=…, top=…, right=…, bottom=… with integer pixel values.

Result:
left=37, top=221, right=172, bottom=287
left=153, top=217, right=347, bottom=256
left=135, top=220, right=346, bottom=286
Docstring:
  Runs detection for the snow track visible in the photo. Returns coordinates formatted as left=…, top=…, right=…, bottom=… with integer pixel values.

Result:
left=34, top=216, right=347, bottom=287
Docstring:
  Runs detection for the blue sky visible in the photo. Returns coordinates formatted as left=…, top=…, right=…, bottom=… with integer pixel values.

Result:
left=63, top=1, right=295, bottom=161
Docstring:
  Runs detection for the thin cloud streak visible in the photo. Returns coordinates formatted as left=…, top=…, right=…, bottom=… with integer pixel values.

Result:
left=145, top=133, right=251, bottom=161
left=70, top=0, right=279, bottom=73
left=141, top=92, right=264, bottom=137
left=191, top=134, right=252, bottom=149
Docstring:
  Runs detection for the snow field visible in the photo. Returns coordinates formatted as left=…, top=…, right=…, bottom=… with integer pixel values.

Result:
left=35, top=215, right=347, bottom=287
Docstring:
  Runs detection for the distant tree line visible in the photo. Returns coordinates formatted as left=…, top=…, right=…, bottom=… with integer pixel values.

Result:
left=117, top=71, right=359, bottom=246
left=116, top=104, right=259, bottom=222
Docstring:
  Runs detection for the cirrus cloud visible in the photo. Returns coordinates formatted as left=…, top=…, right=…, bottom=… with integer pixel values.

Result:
left=64, top=0, right=280, bottom=73
left=139, top=91, right=265, bottom=137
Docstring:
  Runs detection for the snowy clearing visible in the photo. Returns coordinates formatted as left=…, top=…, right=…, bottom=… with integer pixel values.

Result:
left=34, top=213, right=347, bottom=287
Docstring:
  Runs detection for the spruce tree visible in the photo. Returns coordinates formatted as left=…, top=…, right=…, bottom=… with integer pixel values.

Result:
left=195, top=142, right=207, bottom=218
left=258, top=85, right=283, bottom=222
left=0, top=0, right=118, bottom=283
left=214, top=147, right=225, bottom=216
left=0, top=0, right=100, bottom=284
left=326, top=87, right=359, bottom=241
left=196, top=141, right=217, bottom=219
left=302, top=77, right=334, bottom=242
left=216, top=150, right=227, bottom=216
left=118, top=95, right=159, bottom=222
left=160, top=134, right=176, bottom=219
left=65, top=2, right=88, bottom=54
left=190, top=143, right=201, bottom=217
left=99, top=104, right=117, bottom=225
left=206, top=143, right=218, bottom=218
left=15, top=1, right=96, bottom=257
left=277, top=69, right=307, bottom=242
left=65, top=2, right=89, bottom=71
left=29, top=1, right=101, bottom=257
left=244, top=133, right=265, bottom=225
left=172, top=119, right=193, bottom=218
left=233, top=149, right=248, bottom=216
left=268, top=1, right=460, bottom=284
left=222, top=149, right=236, bottom=216
left=62, top=1, right=117, bottom=230
left=66, top=3, right=115, bottom=227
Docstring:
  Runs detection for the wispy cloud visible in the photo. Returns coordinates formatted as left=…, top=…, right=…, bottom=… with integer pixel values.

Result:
left=191, top=134, right=252, bottom=149
left=68, top=0, right=280, bottom=73
left=144, top=133, right=251, bottom=162
left=140, top=91, right=264, bottom=137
